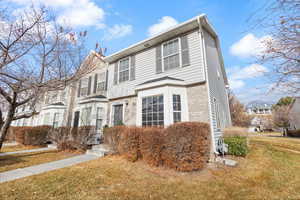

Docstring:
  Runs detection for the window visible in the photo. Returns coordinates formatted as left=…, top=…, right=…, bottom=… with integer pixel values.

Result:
left=53, top=113, right=59, bottom=128
left=96, top=107, right=103, bottom=130
left=81, top=107, right=92, bottom=126
left=119, top=57, right=130, bottom=83
left=97, top=72, right=106, bottom=92
left=80, top=78, right=88, bottom=96
left=43, top=113, right=50, bottom=125
left=163, top=39, right=180, bottom=71
left=142, top=95, right=164, bottom=126
left=113, top=104, right=123, bottom=126
left=173, top=94, right=181, bottom=123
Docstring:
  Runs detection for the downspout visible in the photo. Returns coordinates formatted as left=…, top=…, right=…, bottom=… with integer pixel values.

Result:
left=197, top=16, right=217, bottom=155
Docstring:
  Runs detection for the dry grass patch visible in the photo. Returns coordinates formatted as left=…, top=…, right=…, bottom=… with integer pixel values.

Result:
left=0, top=150, right=80, bottom=173
left=1, top=144, right=45, bottom=153
left=1, top=136, right=300, bottom=200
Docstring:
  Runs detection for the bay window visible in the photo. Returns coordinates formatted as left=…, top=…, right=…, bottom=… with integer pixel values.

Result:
left=142, top=95, right=164, bottom=126
left=173, top=94, right=181, bottom=123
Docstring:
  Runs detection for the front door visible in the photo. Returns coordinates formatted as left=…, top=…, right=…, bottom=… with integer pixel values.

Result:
left=73, top=111, right=80, bottom=127
left=113, top=105, right=123, bottom=126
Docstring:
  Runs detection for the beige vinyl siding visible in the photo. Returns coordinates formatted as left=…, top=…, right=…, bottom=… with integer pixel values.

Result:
left=204, top=29, right=231, bottom=147
left=107, top=30, right=205, bottom=99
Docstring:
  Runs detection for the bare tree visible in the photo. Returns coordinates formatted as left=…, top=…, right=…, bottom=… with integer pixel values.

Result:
left=0, top=6, right=93, bottom=149
left=272, top=105, right=291, bottom=135
left=228, top=91, right=253, bottom=127
left=250, top=0, right=300, bottom=94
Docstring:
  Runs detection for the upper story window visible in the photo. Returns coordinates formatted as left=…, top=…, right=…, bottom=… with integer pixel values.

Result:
left=156, top=35, right=190, bottom=74
left=163, top=39, right=180, bottom=71
left=113, top=55, right=135, bottom=85
left=97, top=72, right=106, bottom=92
left=119, top=57, right=130, bottom=83
left=80, top=78, right=88, bottom=96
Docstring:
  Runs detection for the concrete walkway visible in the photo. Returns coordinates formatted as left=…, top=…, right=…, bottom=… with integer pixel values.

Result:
left=0, top=146, right=56, bottom=157
left=3, top=142, right=18, bottom=147
left=0, top=154, right=99, bottom=183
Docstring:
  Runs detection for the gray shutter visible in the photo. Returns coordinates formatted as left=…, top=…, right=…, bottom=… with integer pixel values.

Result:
left=93, top=73, right=98, bottom=93
left=156, top=45, right=162, bottom=74
left=113, top=62, right=118, bottom=85
left=181, top=35, right=190, bottom=67
left=105, top=70, right=109, bottom=91
left=87, top=76, right=92, bottom=95
left=130, top=55, right=135, bottom=80
left=77, top=80, right=81, bottom=97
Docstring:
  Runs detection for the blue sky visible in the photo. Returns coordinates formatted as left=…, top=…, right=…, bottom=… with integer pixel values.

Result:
left=6, top=0, right=283, bottom=104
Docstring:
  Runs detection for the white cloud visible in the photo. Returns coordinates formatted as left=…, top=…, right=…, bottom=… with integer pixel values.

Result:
left=8, top=0, right=106, bottom=28
left=148, top=16, right=178, bottom=37
left=57, top=0, right=105, bottom=28
left=229, top=79, right=245, bottom=90
left=103, top=24, right=133, bottom=40
left=230, top=33, right=272, bottom=58
left=231, top=64, right=269, bottom=80
left=228, top=64, right=268, bottom=90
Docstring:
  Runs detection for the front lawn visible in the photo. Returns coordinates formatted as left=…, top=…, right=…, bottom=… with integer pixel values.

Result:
left=0, top=150, right=80, bottom=173
left=1, top=144, right=44, bottom=153
left=1, top=136, right=300, bottom=200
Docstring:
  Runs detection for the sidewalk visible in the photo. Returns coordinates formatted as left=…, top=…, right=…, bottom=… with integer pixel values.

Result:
left=0, top=146, right=56, bottom=157
left=0, top=154, right=99, bottom=183
left=3, top=142, right=18, bottom=147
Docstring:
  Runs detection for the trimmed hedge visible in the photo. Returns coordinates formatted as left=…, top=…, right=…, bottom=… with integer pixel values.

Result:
left=287, top=130, right=300, bottom=137
left=13, top=126, right=51, bottom=146
left=104, top=122, right=211, bottom=172
left=140, top=127, right=164, bottom=166
left=162, top=122, right=211, bottom=171
left=224, top=136, right=248, bottom=157
left=118, top=127, right=142, bottom=162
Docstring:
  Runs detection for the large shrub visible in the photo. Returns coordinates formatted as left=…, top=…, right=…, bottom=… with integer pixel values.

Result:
left=118, top=127, right=143, bottom=162
left=287, top=130, right=300, bottom=137
left=140, top=127, right=164, bottom=166
left=161, top=122, right=211, bottom=172
left=224, top=136, right=248, bottom=157
left=104, top=122, right=211, bottom=172
left=103, top=126, right=126, bottom=153
left=48, top=126, right=96, bottom=151
left=14, top=126, right=51, bottom=145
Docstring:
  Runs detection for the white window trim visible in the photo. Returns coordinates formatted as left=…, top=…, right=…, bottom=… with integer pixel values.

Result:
left=161, top=37, right=182, bottom=72
left=118, top=56, right=131, bottom=84
left=97, top=72, right=106, bottom=92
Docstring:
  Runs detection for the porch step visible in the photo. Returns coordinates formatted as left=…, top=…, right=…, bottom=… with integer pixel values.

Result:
left=86, top=144, right=110, bottom=157
left=47, top=144, right=57, bottom=149
left=215, top=157, right=238, bottom=167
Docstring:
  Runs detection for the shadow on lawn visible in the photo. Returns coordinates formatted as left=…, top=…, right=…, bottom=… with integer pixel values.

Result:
left=0, top=151, right=54, bottom=168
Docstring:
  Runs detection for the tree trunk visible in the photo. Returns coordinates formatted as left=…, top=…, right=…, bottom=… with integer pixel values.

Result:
left=0, top=104, right=15, bottom=150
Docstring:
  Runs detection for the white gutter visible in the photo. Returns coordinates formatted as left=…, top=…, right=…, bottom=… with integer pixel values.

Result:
left=197, top=15, right=217, bottom=154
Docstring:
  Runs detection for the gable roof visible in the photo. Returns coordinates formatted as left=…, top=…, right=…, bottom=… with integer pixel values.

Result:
left=103, top=14, right=228, bottom=86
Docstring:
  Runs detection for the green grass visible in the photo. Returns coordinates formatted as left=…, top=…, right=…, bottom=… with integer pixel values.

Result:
left=1, top=136, right=300, bottom=200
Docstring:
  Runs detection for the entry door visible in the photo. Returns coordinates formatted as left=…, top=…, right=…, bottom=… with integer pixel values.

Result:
left=73, top=111, right=80, bottom=127
left=113, top=105, right=123, bottom=126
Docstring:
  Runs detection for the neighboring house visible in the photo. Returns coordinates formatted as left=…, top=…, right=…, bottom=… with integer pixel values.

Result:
left=11, top=14, right=232, bottom=152
left=289, top=97, right=300, bottom=130
left=247, top=101, right=272, bottom=115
